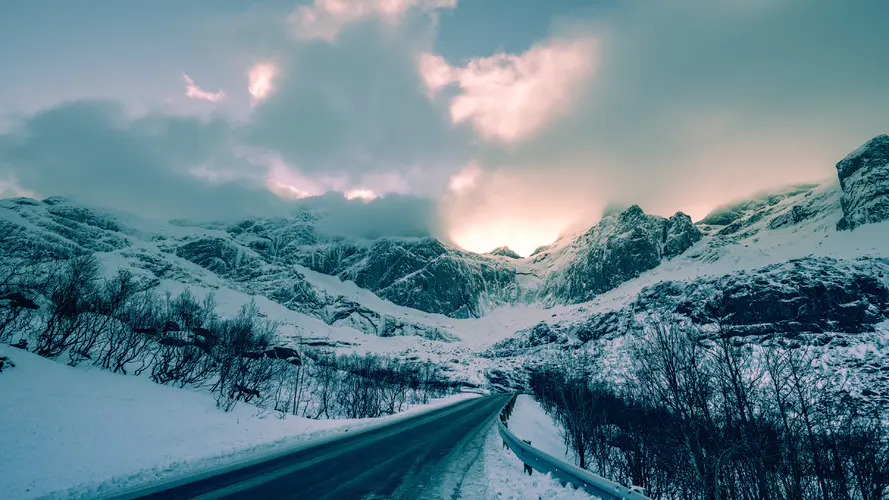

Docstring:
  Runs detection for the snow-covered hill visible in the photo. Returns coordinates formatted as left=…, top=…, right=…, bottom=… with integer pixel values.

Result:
left=1, top=135, right=888, bottom=393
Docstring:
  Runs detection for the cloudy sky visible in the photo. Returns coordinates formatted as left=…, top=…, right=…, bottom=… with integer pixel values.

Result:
left=1, top=0, right=887, bottom=256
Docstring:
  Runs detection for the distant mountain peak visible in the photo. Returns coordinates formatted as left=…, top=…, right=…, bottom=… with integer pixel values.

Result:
left=488, top=246, right=521, bottom=259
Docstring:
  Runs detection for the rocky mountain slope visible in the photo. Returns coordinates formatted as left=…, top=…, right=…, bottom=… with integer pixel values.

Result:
left=1, top=135, right=888, bottom=394
left=531, top=207, right=702, bottom=304
left=0, top=198, right=462, bottom=342
left=481, top=135, right=889, bottom=403
left=837, top=134, right=889, bottom=230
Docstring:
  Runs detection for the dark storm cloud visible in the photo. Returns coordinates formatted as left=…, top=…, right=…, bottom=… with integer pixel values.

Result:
left=0, top=100, right=286, bottom=220
left=244, top=21, right=472, bottom=181
left=294, top=192, right=442, bottom=239
left=0, top=99, right=443, bottom=238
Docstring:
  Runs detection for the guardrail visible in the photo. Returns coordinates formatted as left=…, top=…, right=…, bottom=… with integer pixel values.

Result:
left=497, top=394, right=654, bottom=500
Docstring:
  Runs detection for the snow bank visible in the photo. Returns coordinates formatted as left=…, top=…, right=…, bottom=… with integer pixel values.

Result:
left=0, top=346, right=477, bottom=499
left=478, top=424, right=593, bottom=499
left=508, top=394, right=575, bottom=465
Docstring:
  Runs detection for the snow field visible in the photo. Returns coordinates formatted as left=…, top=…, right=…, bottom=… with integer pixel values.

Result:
left=0, top=346, right=478, bottom=499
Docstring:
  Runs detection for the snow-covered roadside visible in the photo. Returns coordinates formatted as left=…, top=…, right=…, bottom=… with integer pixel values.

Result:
left=470, top=424, right=593, bottom=499
left=509, top=394, right=575, bottom=465
left=0, top=346, right=478, bottom=500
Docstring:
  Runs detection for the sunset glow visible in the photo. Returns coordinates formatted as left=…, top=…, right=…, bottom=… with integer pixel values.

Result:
left=345, top=188, right=378, bottom=201
left=450, top=220, right=563, bottom=257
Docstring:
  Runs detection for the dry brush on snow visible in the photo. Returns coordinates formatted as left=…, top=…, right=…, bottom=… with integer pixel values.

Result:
left=528, top=319, right=889, bottom=500
left=0, top=254, right=458, bottom=419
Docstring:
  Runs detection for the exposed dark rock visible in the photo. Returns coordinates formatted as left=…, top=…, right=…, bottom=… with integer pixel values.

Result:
left=174, top=237, right=256, bottom=275
left=46, top=205, right=122, bottom=233
left=526, top=257, right=889, bottom=351
left=527, top=322, right=565, bottom=347
left=0, top=292, right=39, bottom=309
left=718, top=209, right=771, bottom=236
left=483, top=322, right=577, bottom=358
left=769, top=205, right=813, bottom=229
left=9, top=198, right=41, bottom=206
left=264, top=346, right=301, bottom=360
left=836, top=135, right=889, bottom=230
left=539, top=206, right=700, bottom=304
left=301, top=238, right=516, bottom=318
left=664, top=212, right=703, bottom=259
left=488, top=246, right=522, bottom=259
left=573, top=310, right=633, bottom=343
left=635, top=257, right=889, bottom=336
left=297, top=338, right=358, bottom=348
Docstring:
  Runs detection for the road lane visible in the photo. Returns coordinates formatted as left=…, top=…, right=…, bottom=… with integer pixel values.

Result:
left=115, top=394, right=510, bottom=500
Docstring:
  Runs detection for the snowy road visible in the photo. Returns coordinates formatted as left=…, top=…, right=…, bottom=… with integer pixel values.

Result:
left=109, top=394, right=511, bottom=500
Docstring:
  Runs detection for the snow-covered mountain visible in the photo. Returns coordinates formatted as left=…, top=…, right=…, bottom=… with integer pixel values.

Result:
left=2, top=135, right=888, bottom=393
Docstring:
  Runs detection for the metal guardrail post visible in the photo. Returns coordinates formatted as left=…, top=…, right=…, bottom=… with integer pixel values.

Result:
left=496, top=393, right=653, bottom=500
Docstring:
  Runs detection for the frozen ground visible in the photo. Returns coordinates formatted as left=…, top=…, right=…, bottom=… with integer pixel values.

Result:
left=0, top=346, right=478, bottom=500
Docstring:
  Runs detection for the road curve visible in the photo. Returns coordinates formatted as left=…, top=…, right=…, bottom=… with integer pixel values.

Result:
left=111, top=394, right=510, bottom=500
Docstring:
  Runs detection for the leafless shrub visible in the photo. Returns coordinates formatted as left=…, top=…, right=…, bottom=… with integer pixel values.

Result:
left=0, top=258, right=43, bottom=343
left=529, top=318, right=888, bottom=500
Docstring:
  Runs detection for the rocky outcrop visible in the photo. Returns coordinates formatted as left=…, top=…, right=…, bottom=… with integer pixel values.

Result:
left=768, top=204, right=812, bottom=229
left=583, top=257, right=889, bottom=339
left=174, top=237, right=256, bottom=275
left=656, top=257, right=889, bottom=335
left=487, top=257, right=889, bottom=362
left=351, top=239, right=516, bottom=318
left=837, top=135, right=889, bottom=230
left=296, top=238, right=517, bottom=318
left=539, top=206, right=701, bottom=304
left=664, top=212, right=703, bottom=258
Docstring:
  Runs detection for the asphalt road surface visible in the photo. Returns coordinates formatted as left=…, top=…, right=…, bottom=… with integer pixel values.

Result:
left=112, top=394, right=511, bottom=500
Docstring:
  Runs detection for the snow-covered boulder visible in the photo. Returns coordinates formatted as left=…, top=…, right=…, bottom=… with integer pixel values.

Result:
left=837, top=134, right=889, bottom=230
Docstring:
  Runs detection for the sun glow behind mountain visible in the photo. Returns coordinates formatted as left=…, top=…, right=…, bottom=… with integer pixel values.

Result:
left=451, top=223, right=560, bottom=257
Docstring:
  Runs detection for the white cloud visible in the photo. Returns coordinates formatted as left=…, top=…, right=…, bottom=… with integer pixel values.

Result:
left=266, top=179, right=311, bottom=199
left=183, top=74, right=225, bottom=102
left=248, top=62, right=277, bottom=104
left=290, top=0, right=457, bottom=41
left=419, top=38, right=597, bottom=143
left=0, top=176, right=37, bottom=199
left=345, top=188, right=378, bottom=200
